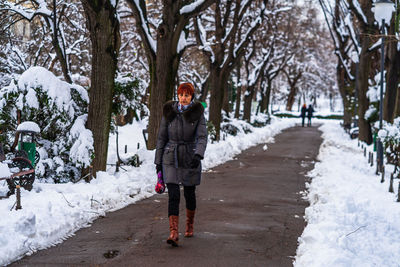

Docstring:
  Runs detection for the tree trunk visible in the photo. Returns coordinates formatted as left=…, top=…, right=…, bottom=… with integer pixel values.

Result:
left=81, top=0, right=120, bottom=177
left=286, top=86, right=297, bottom=111
left=357, top=34, right=373, bottom=144
left=395, top=86, right=400, bottom=118
left=208, top=67, right=226, bottom=141
left=200, top=79, right=210, bottom=102
left=222, top=83, right=230, bottom=116
left=146, top=20, right=178, bottom=149
left=383, top=24, right=400, bottom=123
left=234, top=85, right=242, bottom=119
left=337, top=65, right=353, bottom=128
left=234, top=63, right=241, bottom=118
left=351, top=0, right=376, bottom=144
left=243, top=86, right=255, bottom=122
left=260, top=78, right=272, bottom=114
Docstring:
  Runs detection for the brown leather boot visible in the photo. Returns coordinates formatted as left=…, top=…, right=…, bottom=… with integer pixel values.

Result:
left=184, top=209, right=195, bottom=237
left=167, top=215, right=179, bottom=246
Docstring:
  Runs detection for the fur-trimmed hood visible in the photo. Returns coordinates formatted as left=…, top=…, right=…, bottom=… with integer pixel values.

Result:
left=163, top=100, right=204, bottom=123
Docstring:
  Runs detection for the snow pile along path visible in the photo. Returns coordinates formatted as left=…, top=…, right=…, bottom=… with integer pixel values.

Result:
left=294, top=121, right=400, bottom=267
left=0, top=117, right=297, bottom=266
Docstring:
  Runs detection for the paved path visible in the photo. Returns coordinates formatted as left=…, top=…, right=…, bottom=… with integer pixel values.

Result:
left=11, top=125, right=322, bottom=267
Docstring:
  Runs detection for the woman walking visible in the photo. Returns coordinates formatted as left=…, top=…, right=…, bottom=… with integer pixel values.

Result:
left=154, top=82, right=208, bottom=247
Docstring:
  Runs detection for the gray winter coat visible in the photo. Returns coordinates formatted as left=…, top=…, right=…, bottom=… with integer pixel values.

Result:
left=154, top=101, right=207, bottom=186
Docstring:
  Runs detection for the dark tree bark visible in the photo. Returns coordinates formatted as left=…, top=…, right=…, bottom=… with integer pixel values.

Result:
left=356, top=34, right=373, bottom=144
left=222, top=82, right=231, bottom=116
left=259, top=77, right=272, bottom=114
left=337, top=64, right=354, bottom=128
left=127, top=0, right=213, bottom=149
left=350, top=0, right=375, bottom=144
left=234, top=85, right=243, bottom=119
left=199, top=78, right=210, bottom=102
left=395, top=87, right=400, bottom=118
left=234, top=63, right=242, bottom=119
left=243, top=84, right=256, bottom=122
left=286, top=86, right=297, bottom=111
left=208, top=64, right=229, bottom=138
left=81, top=0, right=120, bottom=177
left=383, top=22, right=400, bottom=123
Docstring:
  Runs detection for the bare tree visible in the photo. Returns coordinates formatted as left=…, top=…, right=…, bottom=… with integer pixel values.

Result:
left=242, top=40, right=270, bottom=122
left=319, top=0, right=358, bottom=128
left=348, top=0, right=377, bottom=144
left=195, top=0, right=266, bottom=140
left=125, top=0, right=214, bottom=149
left=383, top=18, right=400, bottom=123
left=1, top=0, right=91, bottom=84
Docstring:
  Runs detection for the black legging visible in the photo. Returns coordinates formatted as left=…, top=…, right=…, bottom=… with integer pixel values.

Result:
left=167, top=183, right=196, bottom=216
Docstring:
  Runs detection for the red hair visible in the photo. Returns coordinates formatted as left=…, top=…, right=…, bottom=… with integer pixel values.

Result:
left=177, top=82, right=195, bottom=96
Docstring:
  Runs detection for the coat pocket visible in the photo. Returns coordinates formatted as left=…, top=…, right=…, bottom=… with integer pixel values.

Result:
left=184, top=144, right=196, bottom=168
left=162, top=147, right=175, bottom=165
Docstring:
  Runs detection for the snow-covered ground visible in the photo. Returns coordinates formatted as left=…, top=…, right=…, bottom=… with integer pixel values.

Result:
left=1, top=116, right=398, bottom=266
left=294, top=120, right=400, bottom=267
left=0, top=116, right=296, bottom=266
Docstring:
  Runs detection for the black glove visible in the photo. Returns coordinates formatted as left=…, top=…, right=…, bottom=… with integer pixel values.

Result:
left=190, top=154, right=202, bottom=169
left=156, top=164, right=162, bottom=174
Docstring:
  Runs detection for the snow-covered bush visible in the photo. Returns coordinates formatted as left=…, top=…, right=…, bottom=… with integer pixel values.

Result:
left=0, top=66, right=92, bottom=182
left=111, top=73, right=148, bottom=129
left=252, top=113, right=271, bottom=128
left=378, top=117, right=400, bottom=166
left=221, top=116, right=254, bottom=136
left=206, top=121, right=217, bottom=143
left=0, top=43, right=26, bottom=88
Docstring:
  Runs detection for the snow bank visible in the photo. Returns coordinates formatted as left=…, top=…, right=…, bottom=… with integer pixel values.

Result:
left=294, top=120, right=400, bottom=267
left=0, top=163, right=11, bottom=178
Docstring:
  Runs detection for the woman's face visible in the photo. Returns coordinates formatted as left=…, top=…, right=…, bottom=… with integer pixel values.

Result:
left=178, top=92, right=192, bottom=106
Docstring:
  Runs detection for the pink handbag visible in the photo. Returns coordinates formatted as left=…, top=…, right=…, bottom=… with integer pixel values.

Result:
left=155, top=171, right=165, bottom=194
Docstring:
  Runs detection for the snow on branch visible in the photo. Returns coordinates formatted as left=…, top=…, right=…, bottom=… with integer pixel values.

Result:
left=350, top=0, right=368, bottom=25
left=177, top=31, right=187, bottom=54
left=233, top=16, right=261, bottom=58
left=369, top=38, right=382, bottom=51
left=180, top=0, right=207, bottom=15
left=336, top=51, right=354, bottom=80
left=127, top=0, right=156, bottom=54
left=344, top=13, right=361, bottom=54
left=2, top=0, right=51, bottom=21
left=249, top=51, right=270, bottom=87
left=238, top=0, right=251, bottom=16
left=196, top=16, right=215, bottom=63
left=267, top=6, right=292, bottom=15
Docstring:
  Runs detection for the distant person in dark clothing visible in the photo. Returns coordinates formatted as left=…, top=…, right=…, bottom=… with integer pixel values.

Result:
left=307, top=104, right=314, bottom=126
left=300, top=104, right=307, bottom=127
